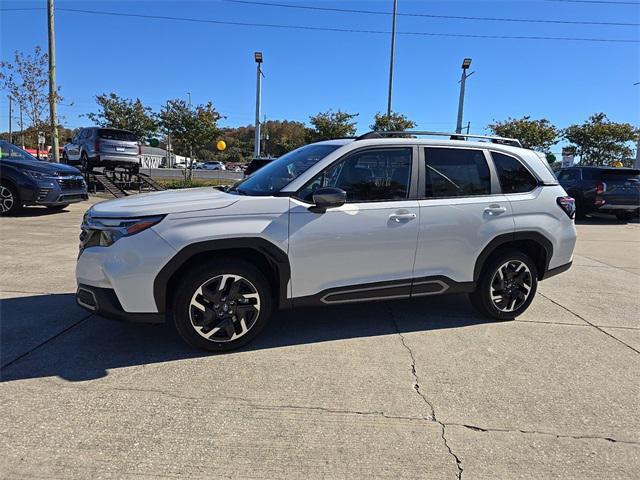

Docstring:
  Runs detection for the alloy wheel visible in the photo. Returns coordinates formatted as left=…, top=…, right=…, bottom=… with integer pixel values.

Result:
left=490, top=260, right=533, bottom=313
left=0, top=186, right=14, bottom=213
left=189, top=274, right=261, bottom=342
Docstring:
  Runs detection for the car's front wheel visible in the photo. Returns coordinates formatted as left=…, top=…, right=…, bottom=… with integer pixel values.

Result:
left=172, top=259, right=273, bottom=352
left=469, top=250, right=538, bottom=320
left=0, top=183, right=21, bottom=215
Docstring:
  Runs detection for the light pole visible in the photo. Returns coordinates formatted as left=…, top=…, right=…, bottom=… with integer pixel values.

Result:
left=387, top=0, right=398, bottom=117
left=7, top=95, right=12, bottom=144
left=254, top=52, right=263, bottom=158
left=455, top=58, right=474, bottom=134
left=187, top=92, right=193, bottom=167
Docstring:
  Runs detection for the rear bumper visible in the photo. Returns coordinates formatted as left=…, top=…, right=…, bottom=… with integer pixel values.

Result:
left=76, top=284, right=165, bottom=323
left=91, top=154, right=140, bottom=166
left=597, top=204, right=639, bottom=212
left=541, top=261, right=572, bottom=280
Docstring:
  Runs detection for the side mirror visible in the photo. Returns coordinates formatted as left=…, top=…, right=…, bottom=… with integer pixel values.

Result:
left=310, top=187, right=346, bottom=213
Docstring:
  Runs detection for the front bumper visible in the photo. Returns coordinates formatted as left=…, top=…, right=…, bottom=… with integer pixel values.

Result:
left=22, top=176, right=88, bottom=206
left=76, top=284, right=164, bottom=323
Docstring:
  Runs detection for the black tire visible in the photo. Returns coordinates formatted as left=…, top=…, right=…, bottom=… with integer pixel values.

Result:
left=81, top=152, right=91, bottom=172
left=469, top=250, right=538, bottom=321
left=0, top=182, right=21, bottom=215
left=46, top=204, right=70, bottom=211
left=172, top=258, right=273, bottom=352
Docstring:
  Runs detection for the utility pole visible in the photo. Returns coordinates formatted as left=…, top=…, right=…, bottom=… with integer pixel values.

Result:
left=7, top=96, right=12, bottom=144
left=47, top=0, right=60, bottom=162
left=19, top=103, right=24, bottom=148
left=456, top=58, right=474, bottom=134
left=387, top=0, right=398, bottom=117
left=254, top=52, right=263, bottom=158
left=187, top=92, right=192, bottom=163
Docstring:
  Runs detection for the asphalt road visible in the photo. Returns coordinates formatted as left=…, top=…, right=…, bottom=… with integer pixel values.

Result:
left=1, top=199, right=639, bottom=479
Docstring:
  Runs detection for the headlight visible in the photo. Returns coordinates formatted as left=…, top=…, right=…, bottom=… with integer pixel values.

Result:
left=80, top=214, right=165, bottom=250
left=21, top=169, right=54, bottom=180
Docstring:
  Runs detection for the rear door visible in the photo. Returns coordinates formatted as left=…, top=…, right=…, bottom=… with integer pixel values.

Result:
left=413, top=146, right=514, bottom=289
left=67, top=129, right=84, bottom=161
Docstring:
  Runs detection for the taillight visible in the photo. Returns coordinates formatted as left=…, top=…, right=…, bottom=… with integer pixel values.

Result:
left=557, top=196, right=576, bottom=219
left=94, top=138, right=100, bottom=152
left=595, top=182, right=606, bottom=194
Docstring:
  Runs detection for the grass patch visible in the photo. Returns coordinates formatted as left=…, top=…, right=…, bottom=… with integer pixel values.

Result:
left=157, top=178, right=234, bottom=189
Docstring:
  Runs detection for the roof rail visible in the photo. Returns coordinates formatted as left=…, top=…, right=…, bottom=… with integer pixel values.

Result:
left=355, top=130, right=522, bottom=147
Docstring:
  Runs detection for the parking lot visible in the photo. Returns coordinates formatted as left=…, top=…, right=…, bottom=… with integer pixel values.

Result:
left=1, top=199, right=638, bottom=479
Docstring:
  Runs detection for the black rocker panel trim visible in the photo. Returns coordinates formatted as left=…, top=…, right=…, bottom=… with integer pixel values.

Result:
left=473, top=232, right=554, bottom=282
left=293, top=276, right=474, bottom=308
left=153, top=238, right=291, bottom=312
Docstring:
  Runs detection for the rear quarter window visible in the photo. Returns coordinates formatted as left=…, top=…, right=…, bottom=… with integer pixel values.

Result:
left=492, top=152, right=539, bottom=193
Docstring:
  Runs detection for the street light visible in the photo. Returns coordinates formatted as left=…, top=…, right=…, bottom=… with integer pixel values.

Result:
left=254, top=51, right=263, bottom=158
left=456, top=58, right=474, bottom=134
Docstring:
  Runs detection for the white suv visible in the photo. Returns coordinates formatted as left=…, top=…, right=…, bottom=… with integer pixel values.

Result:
left=76, top=132, right=577, bottom=351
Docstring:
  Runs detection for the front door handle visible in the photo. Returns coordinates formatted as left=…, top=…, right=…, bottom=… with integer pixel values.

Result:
left=389, top=212, right=417, bottom=223
left=484, top=204, right=507, bottom=216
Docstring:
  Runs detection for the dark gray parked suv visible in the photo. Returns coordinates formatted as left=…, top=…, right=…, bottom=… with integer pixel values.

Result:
left=63, top=127, right=141, bottom=172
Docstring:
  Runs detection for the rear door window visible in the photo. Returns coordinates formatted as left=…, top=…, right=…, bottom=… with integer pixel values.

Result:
left=98, top=129, right=137, bottom=142
left=601, top=169, right=640, bottom=183
left=424, top=148, right=491, bottom=198
left=492, top=152, right=539, bottom=193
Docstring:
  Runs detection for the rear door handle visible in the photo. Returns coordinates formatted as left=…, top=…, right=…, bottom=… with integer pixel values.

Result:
left=389, top=212, right=417, bottom=223
left=484, top=204, right=507, bottom=216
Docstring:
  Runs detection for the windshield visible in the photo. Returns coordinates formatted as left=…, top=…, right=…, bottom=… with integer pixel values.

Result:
left=233, top=143, right=341, bottom=196
left=0, top=141, right=39, bottom=162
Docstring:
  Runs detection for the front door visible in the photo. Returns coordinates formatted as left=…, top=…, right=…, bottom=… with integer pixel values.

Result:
left=288, top=146, right=420, bottom=302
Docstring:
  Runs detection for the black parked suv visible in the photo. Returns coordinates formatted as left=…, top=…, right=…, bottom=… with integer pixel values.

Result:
left=557, top=166, right=640, bottom=220
left=0, top=140, right=88, bottom=215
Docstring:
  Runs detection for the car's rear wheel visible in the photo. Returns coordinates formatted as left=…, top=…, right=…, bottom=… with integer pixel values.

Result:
left=469, top=250, right=538, bottom=320
left=0, top=183, right=21, bottom=215
left=81, top=152, right=91, bottom=172
left=172, top=259, right=273, bottom=352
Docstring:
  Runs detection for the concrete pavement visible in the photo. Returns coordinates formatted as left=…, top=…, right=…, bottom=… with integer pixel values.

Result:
left=1, top=200, right=638, bottom=479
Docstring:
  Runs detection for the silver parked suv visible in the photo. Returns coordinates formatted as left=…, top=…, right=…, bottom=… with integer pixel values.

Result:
left=63, top=127, right=141, bottom=171
left=76, top=131, right=577, bottom=352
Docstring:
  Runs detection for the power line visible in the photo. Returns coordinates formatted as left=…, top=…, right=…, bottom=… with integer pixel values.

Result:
left=3, top=7, right=635, bottom=44
left=224, top=0, right=639, bottom=27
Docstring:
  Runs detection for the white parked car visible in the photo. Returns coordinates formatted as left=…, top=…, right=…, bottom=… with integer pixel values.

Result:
left=201, top=161, right=226, bottom=171
left=76, top=131, right=577, bottom=351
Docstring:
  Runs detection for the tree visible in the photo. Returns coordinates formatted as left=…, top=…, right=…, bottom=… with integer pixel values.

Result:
left=159, top=99, right=221, bottom=160
left=370, top=111, right=416, bottom=132
left=0, top=46, right=61, bottom=142
left=86, top=93, right=158, bottom=140
left=563, top=113, right=638, bottom=166
left=488, top=116, right=559, bottom=153
left=309, top=110, right=358, bottom=140
left=262, top=120, right=310, bottom=157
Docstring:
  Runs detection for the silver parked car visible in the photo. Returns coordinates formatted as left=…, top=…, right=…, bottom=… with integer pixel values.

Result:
left=63, top=127, right=141, bottom=172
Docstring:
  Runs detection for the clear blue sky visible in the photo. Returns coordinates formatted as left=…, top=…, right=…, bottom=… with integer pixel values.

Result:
left=1, top=0, right=638, bottom=153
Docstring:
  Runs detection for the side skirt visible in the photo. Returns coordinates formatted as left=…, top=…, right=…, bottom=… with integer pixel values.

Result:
left=292, top=276, right=475, bottom=309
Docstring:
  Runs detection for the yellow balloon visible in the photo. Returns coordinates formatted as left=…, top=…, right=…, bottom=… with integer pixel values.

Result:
left=612, top=160, right=623, bottom=168
left=216, top=140, right=227, bottom=151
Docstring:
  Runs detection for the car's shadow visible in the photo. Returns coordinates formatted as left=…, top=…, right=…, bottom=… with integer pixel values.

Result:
left=0, top=292, right=495, bottom=383
left=6, top=207, right=70, bottom=217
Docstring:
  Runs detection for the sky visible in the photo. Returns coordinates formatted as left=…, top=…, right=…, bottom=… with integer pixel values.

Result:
left=0, top=0, right=638, bottom=153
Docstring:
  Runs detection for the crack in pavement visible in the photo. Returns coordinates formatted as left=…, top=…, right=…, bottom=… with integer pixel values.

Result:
left=0, top=313, right=94, bottom=371
left=538, top=292, right=639, bottom=355
left=387, top=306, right=464, bottom=480
left=455, top=423, right=640, bottom=445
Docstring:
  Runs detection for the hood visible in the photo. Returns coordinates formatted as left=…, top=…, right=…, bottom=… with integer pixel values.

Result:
left=2, top=157, right=81, bottom=176
left=90, top=187, right=239, bottom=217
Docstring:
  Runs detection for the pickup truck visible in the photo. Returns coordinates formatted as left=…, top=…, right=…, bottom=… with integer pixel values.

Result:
left=557, top=166, right=640, bottom=220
